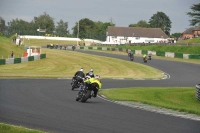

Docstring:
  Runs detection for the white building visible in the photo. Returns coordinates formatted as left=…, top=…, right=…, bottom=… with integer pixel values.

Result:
left=105, top=26, right=169, bottom=44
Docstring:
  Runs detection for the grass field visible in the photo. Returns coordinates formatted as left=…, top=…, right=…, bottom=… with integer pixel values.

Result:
left=0, top=36, right=200, bottom=132
left=23, top=38, right=78, bottom=46
left=0, top=48, right=163, bottom=79
left=0, top=123, right=44, bottom=133
left=99, top=87, right=200, bottom=115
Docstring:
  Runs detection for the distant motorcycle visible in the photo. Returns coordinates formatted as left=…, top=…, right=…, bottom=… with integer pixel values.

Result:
left=71, top=77, right=82, bottom=90
left=72, top=46, right=76, bottom=51
left=148, top=55, right=152, bottom=60
left=130, top=56, right=134, bottom=61
left=143, top=56, right=148, bottom=63
left=129, top=52, right=134, bottom=61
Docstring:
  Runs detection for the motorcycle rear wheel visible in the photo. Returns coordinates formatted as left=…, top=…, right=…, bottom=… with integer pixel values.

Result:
left=76, top=95, right=80, bottom=101
left=81, top=90, right=91, bottom=103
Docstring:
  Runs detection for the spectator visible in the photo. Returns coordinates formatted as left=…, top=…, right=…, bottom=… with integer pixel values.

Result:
left=11, top=51, right=14, bottom=58
left=19, top=39, right=21, bottom=46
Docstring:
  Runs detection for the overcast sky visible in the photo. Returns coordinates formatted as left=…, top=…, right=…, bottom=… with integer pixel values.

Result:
left=0, top=0, right=199, bottom=34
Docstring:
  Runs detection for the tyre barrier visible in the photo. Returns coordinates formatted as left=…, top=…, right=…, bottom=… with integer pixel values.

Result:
left=196, top=84, right=200, bottom=101
left=0, top=53, right=46, bottom=65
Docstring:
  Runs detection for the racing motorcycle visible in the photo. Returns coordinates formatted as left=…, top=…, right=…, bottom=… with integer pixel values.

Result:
left=76, top=82, right=98, bottom=103
left=143, top=56, right=148, bottom=63
left=148, top=55, right=152, bottom=60
left=72, top=46, right=75, bottom=51
left=71, top=77, right=82, bottom=90
left=130, top=56, right=134, bottom=61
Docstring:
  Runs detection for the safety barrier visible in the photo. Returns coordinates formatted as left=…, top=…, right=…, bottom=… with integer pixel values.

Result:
left=196, top=84, right=200, bottom=101
left=65, top=46, right=199, bottom=60
left=0, top=53, right=46, bottom=65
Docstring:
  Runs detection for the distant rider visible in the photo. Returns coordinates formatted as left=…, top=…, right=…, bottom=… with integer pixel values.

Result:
left=143, top=54, right=148, bottom=61
left=86, top=69, right=94, bottom=78
left=129, top=51, right=134, bottom=59
left=148, top=53, right=152, bottom=60
left=127, top=49, right=131, bottom=57
left=72, top=68, right=85, bottom=85
left=72, top=45, right=76, bottom=51
left=143, top=54, right=147, bottom=59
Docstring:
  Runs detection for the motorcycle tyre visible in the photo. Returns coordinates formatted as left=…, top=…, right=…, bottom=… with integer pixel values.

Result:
left=76, top=94, right=81, bottom=101
left=71, top=80, right=78, bottom=90
left=81, top=90, right=91, bottom=103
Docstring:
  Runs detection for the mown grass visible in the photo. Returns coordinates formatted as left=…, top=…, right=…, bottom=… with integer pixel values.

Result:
left=99, top=87, right=200, bottom=115
left=1, top=36, right=200, bottom=132
left=0, top=123, right=45, bottom=133
left=177, top=37, right=200, bottom=43
left=0, top=36, right=24, bottom=58
left=0, top=48, right=163, bottom=79
left=22, top=38, right=78, bottom=46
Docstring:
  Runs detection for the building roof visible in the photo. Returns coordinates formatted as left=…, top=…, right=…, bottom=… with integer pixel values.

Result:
left=182, top=27, right=195, bottom=34
left=194, top=26, right=200, bottom=31
left=107, top=26, right=169, bottom=38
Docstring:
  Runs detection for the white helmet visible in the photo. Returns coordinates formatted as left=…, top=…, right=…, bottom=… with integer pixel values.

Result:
left=90, top=69, right=93, bottom=72
left=85, top=75, right=91, bottom=79
left=80, top=68, right=83, bottom=72
left=95, top=75, right=100, bottom=79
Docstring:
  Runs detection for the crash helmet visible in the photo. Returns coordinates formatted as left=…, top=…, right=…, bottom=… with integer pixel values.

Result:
left=90, top=69, right=93, bottom=72
left=95, top=75, right=100, bottom=79
left=85, top=75, right=91, bottom=79
left=80, top=68, right=84, bottom=72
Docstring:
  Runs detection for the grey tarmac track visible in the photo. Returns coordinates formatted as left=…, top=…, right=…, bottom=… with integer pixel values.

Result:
left=0, top=49, right=200, bottom=133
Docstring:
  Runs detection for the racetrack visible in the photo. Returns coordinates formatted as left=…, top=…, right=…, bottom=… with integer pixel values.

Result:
left=0, top=50, right=200, bottom=133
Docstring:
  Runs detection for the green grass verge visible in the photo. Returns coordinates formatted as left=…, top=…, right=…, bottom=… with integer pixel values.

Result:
left=0, top=48, right=163, bottom=79
left=1, top=36, right=200, bottom=132
left=23, top=38, right=78, bottom=46
left=99, top=87, right=200, bottom=115
left=177, top=37, right=200, bottom=43
left=0, top=36, right=24, bottom=59
left=0, top=123, right=45, bottom=133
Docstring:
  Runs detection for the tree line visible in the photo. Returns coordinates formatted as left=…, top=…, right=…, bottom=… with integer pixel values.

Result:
left=0, top=3, right=199, bottom=40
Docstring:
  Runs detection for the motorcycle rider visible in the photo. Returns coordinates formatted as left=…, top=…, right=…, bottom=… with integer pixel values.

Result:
left=143, top=54, right=147, bottom=59
left=72, top=45, right=75, bottom=51
left=129, top=51, right=134, bottom=60
left=86, top=69, right=94, bottom=78
left=148, top=53, right=152, bottom=60
left=72, top=68, right=85, bottom=86
left=82, top=75, right=102, bottom=98
left=127, top=49, right=131, bottom=57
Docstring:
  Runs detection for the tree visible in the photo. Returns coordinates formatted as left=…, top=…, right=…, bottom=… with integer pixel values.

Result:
left=7, top=18, right=30, bottom=35
left=33, top=12, right=55, bottom=34
left=72, top=18, right=115, bottom=41
left=93, top=21, right=115, bottom=41
left=148, top=11, right=171, bottom=36
left=129, top=20, right=150, bottom=28
left=170, top=33, right=181, bottom=38
left=0, top=17, right=6, bottom=34
left=137, top=20, right=150, bottom=28
left=72, top=18, right=95, bottom=39
left=187, top=3, right=200, bottom=26
left=55, top=19, right=69, bottom=37
left=129, top=23, right=138, bottom=27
